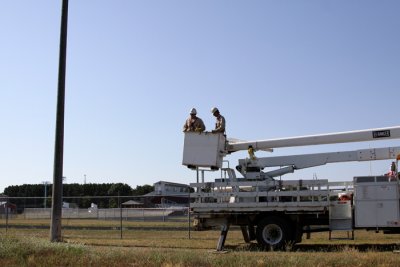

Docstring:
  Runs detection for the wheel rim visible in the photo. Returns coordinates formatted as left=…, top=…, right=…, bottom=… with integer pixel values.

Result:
left=262, top=223, right=283, bottom=245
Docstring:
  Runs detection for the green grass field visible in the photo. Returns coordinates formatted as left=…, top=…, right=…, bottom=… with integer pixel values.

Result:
left=1, top=218, right=400, bottom=266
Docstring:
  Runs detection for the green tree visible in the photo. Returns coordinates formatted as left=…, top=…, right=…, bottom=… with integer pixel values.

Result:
left=132, top=184, right=154, bottom=196
left=107, top=183, right=133, bottom=196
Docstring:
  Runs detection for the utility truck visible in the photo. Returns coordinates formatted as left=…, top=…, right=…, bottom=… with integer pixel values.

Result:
left=182, top=126, right=400, bottom=251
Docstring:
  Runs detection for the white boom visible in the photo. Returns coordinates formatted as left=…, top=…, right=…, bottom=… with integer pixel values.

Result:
left=237, top=146, right=400, bottom=179
left=227, top=125, right=400, bottom=152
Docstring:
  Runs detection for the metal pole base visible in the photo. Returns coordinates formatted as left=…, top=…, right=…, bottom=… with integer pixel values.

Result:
left=216, top=223, right=230, bottom=251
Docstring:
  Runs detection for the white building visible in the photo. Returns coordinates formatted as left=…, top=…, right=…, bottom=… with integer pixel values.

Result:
left=143, top=181, right=191, bottom=207
left=153, top=181, right=190, bottom=196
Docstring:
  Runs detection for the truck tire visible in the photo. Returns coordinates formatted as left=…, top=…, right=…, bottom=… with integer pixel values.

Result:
left=256, top=216, right=292, bottom=250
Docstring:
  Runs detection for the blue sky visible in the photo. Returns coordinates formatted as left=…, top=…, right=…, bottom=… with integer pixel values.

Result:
left=1, top=1, right=399, bottom=193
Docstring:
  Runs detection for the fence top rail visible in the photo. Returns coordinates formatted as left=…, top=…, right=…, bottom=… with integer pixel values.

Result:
left=0, top=195, right=153, bottom=199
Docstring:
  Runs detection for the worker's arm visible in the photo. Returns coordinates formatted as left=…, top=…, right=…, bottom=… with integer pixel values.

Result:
left=212, top=116, right=225, bottom=133
left=183, top=118, right=189, bottom=132
left=195, top=118, right=206, bottom=132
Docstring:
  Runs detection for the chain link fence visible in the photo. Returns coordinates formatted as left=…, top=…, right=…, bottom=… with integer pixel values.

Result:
left=1, top=196, right=192, bottom=238
left=21, top=207, right=188, bottom=221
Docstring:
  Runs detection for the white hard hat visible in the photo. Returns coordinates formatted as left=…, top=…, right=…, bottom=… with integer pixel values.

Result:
left=211, top=107, right=219, bottom=114
left=190, top=108, right=197, bottom=115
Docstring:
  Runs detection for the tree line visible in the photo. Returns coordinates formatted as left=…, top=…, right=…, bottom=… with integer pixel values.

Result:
left=2, top=183, right=154, bottom=212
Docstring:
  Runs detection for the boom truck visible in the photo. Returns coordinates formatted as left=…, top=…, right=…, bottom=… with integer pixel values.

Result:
left=182, top=126, right=400, bottom=251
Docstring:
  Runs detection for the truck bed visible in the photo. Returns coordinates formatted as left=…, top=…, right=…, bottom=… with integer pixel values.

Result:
left=190, top=178, right=353, bottom=214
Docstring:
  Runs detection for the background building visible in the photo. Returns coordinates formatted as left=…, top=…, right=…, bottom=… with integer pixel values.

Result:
left=143, top=181, right=190, bottom=207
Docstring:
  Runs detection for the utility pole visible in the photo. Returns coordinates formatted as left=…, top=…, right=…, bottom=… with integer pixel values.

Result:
left=50, top=0, right=69, bottom=242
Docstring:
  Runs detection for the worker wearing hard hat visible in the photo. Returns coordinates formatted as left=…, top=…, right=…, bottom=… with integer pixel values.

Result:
left=211, top=107, right=226, bottom=134
left=183, top=108, right=206, bottom=132
left=386, top=162, right=398, bottom=181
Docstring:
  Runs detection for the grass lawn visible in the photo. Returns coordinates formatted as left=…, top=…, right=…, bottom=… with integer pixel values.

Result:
left=1, top=218, right=400, bottom=266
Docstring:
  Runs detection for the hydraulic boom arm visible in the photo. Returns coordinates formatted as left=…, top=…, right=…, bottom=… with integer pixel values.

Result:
left=228, top=126, right=400, bottom=152
left=237, top=146, right=400, bottom=180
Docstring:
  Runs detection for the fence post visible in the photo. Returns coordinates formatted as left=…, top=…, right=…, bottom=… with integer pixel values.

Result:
left=188, top=192, right=191, bottom=239
left=6, top=197, right=9, bottom=232
left=120, top=203, right=122, bottom=239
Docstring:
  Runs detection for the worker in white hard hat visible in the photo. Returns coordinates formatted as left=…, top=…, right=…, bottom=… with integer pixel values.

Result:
left=211, top=107, right=226, bottom=134
left=183, top=108, right=206, bottom=132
